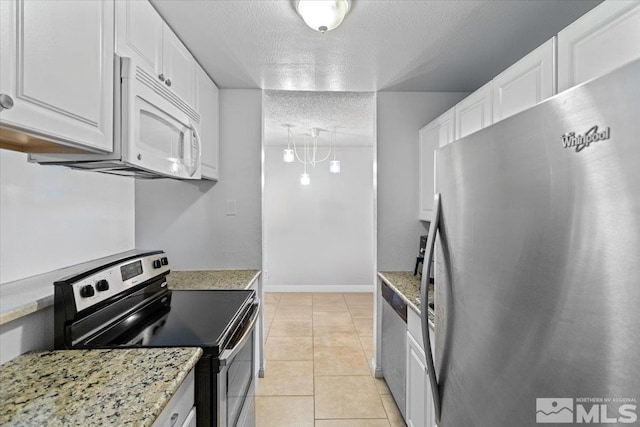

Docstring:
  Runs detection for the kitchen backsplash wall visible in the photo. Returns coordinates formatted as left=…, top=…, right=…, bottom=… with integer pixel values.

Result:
left=377, top=91, right=467, bottom=271
left=135, top=89, right=262, bottom=269
left=0, top=149, right=135, bottom=284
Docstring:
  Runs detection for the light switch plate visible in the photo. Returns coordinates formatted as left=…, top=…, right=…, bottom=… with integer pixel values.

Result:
left=226, top=200, right=237, bottom=216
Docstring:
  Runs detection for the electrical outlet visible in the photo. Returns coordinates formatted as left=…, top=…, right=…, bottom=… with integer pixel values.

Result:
left=264, top=270, right=269, bottom=279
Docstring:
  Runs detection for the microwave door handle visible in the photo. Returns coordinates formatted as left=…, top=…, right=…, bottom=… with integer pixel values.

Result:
left=218, top=299, right=260, bottom=366
left=187, top=122, right=202, bottom=177
left=421, top=192, right=442, bottom=423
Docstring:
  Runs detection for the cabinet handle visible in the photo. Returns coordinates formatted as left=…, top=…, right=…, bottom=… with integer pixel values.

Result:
left=158, top=73, right=165, bottom=82
left=165, top=79, right=172, bottom=87
left=0, top=94, right=14, bottom=111
left=170, top=413, right=179, bottom=426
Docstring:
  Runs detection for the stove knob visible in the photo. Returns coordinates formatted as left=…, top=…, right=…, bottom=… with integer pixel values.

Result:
left=153, top=259, right=162, bottom=269
left=80, top=284, right=95, bottom=298
left=96, top=279, right=110, bottom=292
left=161, top=257, right=169, bottom=266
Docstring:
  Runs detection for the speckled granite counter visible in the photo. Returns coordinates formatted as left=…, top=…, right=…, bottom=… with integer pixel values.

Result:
left=168, top=270, right=260, bottom=290
left=0, top=348, right=202, bottom=427
left=378, top=271, right=434, bottom=325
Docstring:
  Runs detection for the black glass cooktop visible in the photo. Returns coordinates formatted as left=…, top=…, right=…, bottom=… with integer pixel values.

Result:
left=146, top=289, right=254, bottom=349
left=82, top=289, right=256, bottom=356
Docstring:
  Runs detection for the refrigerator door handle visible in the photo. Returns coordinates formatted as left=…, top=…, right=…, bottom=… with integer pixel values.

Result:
left=420, top=192, right=441, bottom=423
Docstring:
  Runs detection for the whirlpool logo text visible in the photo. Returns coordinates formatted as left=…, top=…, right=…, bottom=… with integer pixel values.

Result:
left=562, top=125, right=610, bottom=152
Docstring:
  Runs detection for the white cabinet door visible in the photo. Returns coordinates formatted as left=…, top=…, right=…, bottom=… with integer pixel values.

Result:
left=0, top=0, right=114, bottom=152
left=406, top=332, right=436, bottom=427
left=196, top=67, right=220, bottom=181
left=558, top=1, right=640, bottom=92
left=181, top=407, right=196, bottom=427
left=163, top=26, right=197, bottom=108
left=151, top=370, right=195, bottom=427
left=418, top=108, right=453, bottom=221
left=454, top=82, right=492, bottom=140
left=115, top=0, right=163, bottom=77
left=493, top=38, right=556, bottom=123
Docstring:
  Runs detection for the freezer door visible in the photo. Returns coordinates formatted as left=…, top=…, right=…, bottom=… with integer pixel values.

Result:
left=434, top=59, right=640, bottom=426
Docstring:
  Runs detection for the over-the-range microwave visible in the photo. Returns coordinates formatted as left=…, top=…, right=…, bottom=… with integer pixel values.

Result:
left=30, top=56, right=202, bottom=179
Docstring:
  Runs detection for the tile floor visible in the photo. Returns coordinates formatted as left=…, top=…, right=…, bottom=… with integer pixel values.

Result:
left=256, top=292, right=406, bottom=427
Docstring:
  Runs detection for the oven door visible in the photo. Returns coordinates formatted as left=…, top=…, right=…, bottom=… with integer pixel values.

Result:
left=218, top=299, right=260, bottom=427
left=119, top=56, right=201, bottom=179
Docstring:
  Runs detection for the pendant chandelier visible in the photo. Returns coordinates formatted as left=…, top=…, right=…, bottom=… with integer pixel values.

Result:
left=283, top=126, right=340, bottom=185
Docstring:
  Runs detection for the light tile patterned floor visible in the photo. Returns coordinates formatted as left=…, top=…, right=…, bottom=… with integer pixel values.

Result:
left=256, top=292, right=407, bottom=427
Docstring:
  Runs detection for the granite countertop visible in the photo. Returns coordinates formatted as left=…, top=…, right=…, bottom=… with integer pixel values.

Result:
left=378, top=271, right=434, bottom=325
left=0, top=348, right=202, bottom=427
left=168, top=269, right=260, bottom=290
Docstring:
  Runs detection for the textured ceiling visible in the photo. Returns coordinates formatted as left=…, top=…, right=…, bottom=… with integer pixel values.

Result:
left=263, top=91, right=376, bottom=146
left=150, top=0, right=600, bottom=92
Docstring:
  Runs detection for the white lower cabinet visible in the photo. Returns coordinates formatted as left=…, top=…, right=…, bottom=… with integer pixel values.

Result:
left=406, top=308, right=436, bottom=427
left=407, top=332, right=433, bottom=427
left=152, top=370, right=196, bottom=427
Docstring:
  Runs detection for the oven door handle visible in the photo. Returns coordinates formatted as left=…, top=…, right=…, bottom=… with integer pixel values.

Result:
left=219, top=298, right=260, bottom=366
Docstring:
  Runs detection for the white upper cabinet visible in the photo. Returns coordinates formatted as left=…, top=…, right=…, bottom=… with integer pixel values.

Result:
left=0, top=0, right=114, bottom=153
left=558, top=1, right=640, bottom=92
left=115, top=0, right=163, bottom=76
left=419, top=108, right=454, bottom=221
left=454, top=82, right=492, bottom=140
left=162, top=27, right=197, bottom=108
left=196, top=67, right=220, bottom=181
left=492, top=38, right=556, bottom=123
left=116, top=0, right=197, bottom=108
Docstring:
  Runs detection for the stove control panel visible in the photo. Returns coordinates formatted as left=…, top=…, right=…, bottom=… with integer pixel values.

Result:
left=71, top=253, right=170, bottom=313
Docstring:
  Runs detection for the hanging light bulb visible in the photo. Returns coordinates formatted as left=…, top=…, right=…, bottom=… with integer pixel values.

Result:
left=329, top=160, right=341, bottom=173
left=300, top=173, right=311, bottom=185
left=283, top=126, right=295, bottom=162
left=283, top=148, right=294, bottom=163
left=329, top=129, right=340, bottom=173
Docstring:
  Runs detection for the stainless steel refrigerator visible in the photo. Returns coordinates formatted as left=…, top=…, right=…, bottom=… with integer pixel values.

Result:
left=420, top=58, right=640, bottom=426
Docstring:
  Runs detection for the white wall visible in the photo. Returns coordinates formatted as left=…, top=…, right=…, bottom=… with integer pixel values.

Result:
left=0, top=149, right=135, bottom=362
left=0, top=307, right=53, bottom=365
left=0, top=150, right=135, bottom=283
left=376, top=92, right=467, bottom=271
left=263, top=146, right=374, bottom=291
left=135, top=89, right=262, bottom=269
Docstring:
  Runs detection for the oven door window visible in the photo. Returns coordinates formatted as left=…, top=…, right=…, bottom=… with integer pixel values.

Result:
left=226, top=334, right=254, bottom=426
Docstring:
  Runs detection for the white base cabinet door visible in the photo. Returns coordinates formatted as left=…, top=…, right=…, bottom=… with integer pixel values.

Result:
left=454, top=82, right=492, bottom=140
left=196, top=67, right=220, bottom=181
left=558, top=0, right=640, bottom=92
left=0, top=0, right=114, bottom=152
left=418, top=108, right=454, bottom=221
left=406, top=332, right=436, bottom=427
left=493, top=37, right=556, bottom=123
left=152, top=370, right=195, bottom=427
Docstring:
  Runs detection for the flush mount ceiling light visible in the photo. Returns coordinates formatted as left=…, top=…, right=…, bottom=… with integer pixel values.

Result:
left=283, top=125, right=341, bottom=186
left=294, top=0, right=352, bottom=33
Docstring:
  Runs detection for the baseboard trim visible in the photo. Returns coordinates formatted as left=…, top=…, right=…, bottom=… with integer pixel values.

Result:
left=264, top=284, right=373, bottom=293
